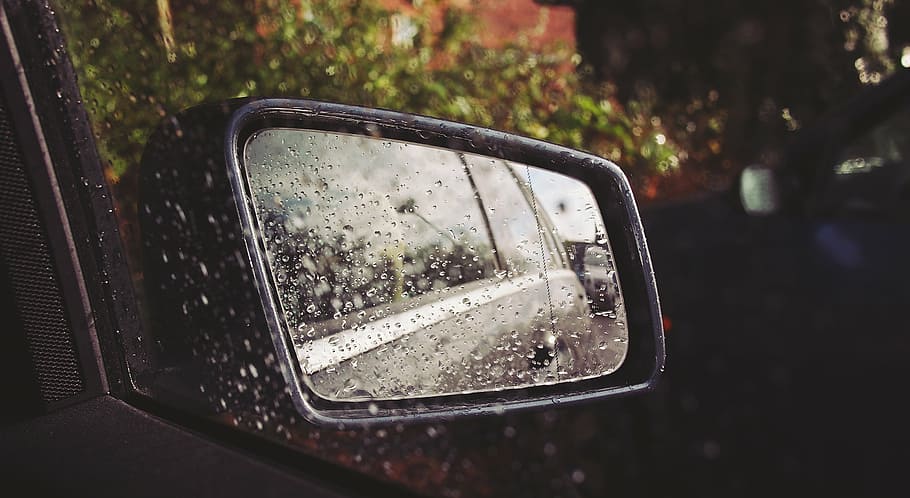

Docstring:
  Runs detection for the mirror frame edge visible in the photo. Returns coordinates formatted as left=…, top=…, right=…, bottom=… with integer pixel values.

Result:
left=224, top=98, right=665, bottom=426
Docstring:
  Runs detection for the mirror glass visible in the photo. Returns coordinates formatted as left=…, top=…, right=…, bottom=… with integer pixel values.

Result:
left=243, top=129, right=628, bottom=401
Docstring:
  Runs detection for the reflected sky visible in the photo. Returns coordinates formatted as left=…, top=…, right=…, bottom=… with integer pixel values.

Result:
left=244, top=130, right=489, bottom=255
left=245, top=128, right=606, bottom=248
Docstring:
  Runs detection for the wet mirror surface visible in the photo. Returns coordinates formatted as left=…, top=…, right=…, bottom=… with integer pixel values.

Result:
left=243, top=129, right=628, bottom=401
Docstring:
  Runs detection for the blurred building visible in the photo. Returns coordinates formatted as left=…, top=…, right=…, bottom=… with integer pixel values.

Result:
left=378, top=0, right=575, bottom=50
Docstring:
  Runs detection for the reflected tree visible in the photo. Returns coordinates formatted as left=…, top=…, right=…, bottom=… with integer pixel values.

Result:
left=262, top=209, right=496, bottom=335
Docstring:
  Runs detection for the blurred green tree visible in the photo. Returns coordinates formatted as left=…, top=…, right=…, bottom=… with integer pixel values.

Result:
left=58, top=0, right=677, bottom=221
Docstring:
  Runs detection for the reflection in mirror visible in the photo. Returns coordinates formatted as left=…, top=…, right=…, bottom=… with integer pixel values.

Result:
left=243, top=129, right=628, bottom=401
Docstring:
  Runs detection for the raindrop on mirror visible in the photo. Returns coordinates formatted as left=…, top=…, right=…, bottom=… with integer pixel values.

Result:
left=244, top=129, right=628, bottom=402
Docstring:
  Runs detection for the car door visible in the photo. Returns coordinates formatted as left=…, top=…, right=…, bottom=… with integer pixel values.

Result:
left=1, top=2, right=656, bottom=497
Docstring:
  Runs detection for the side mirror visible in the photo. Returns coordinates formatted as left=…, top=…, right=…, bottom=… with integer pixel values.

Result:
left=138, top=99, right=664, bottom=425
left=739, top=164, right=782, bottom=215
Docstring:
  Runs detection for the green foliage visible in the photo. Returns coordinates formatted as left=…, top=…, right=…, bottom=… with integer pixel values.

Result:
left=58, top=0, right=676, bottom=191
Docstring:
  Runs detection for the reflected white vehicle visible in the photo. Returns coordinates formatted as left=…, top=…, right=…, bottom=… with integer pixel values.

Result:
left=244, top=129, right=629, bottom=401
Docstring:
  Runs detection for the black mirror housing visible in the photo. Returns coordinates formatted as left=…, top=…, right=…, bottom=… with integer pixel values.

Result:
left=137, top=99, right=664, bottom=425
